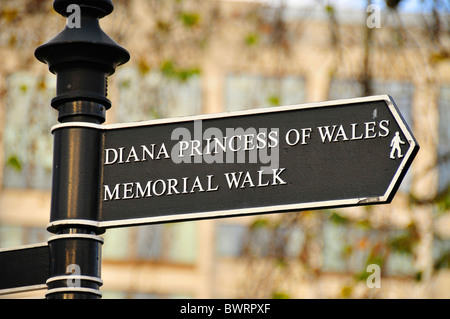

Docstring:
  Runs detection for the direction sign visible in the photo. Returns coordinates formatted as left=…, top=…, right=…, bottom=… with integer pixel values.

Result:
left=49, top=95, right=419, bottom=229
left=0, top=243, right=49, bottom=295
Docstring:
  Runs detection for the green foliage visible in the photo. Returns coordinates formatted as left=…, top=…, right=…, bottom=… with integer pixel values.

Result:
left=433, top=234, right=450, bottom=270
left=147, top=108, right=161, bottom=120
left=179, top=11, right=201, bottom=28
left=120, top=79, right=131, bottom=89
left=19, top=84, right=28, bottom=94
left=6, top=155, right=22, bottom=172
left=388, top=223, right=419, bottom=255
left=324, top=4, right=334, bottom=14
left=436, top=186, right=450, bottom=215
left=250, top=218, right=269, bottom=229
left=272, top=291, right=290, bottom=299
left=245, top=33, right=259, bottom=47
left=275, top=257, right=288, bottom=269
left=434, top=250, right=450, bottom=270
left=414, top=271, right=423, bottom=282
left=329, top=212, right=349, bottom=225
left=389, top=233, right=414, bottom=255
left=340, top=285, right=353, bottom=298
left=355, top=268, right=370, bottom=281
left=266, top=94, right=281, bottom=107
left=355, top=219, right=371, bottom=230
left=160, top=60, right=200, bottom=82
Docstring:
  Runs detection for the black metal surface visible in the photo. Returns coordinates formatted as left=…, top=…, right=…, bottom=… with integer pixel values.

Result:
left=50, top=127, right=103, bottom=224
left=0, top=245, right=49, bottom=292
left=35, top=0, right=129, bottom=299
left=46, top=233, right=103, bottom=298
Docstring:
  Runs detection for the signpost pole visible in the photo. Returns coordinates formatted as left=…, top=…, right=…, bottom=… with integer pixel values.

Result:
left=35, top=0, right=129, bottom=299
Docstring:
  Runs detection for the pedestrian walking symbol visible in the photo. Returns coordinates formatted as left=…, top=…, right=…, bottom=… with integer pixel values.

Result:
left=390, top=131, right=405, bottom=159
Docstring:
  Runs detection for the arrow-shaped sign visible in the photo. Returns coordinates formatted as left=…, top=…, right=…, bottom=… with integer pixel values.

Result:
left=0, top=243, right=49, bottom=295
left=49, top=95, right=419, bottom=229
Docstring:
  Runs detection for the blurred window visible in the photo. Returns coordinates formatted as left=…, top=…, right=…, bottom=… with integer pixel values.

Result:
left=2, top=73, right=56, bottom=189
left=215, top=221, right=305, bottom=259
left=0, top=225, right=48, bottom=248
left=322, top=216, right=416, bottom=277
left=225, top=74, right=305, bottom=111
left=103, top=222, right=198, bottom=265
left=116, top=67, right=202, bottom=123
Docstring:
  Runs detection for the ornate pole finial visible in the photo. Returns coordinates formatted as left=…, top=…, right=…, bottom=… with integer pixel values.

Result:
left=35, top=0, right=129, bottom=123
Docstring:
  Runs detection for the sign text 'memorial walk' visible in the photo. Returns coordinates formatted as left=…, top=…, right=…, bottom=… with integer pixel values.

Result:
left=49, top=95, right=419, bottom=230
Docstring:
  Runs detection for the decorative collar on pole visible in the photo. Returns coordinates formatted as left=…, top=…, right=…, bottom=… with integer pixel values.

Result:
left=34, top=0, right=130, bottom=122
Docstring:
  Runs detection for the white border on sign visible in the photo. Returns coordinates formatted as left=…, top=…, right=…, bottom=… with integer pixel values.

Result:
left=49, top=95, right=419, bottom=229
left=0, top=242, right=49, bottom=296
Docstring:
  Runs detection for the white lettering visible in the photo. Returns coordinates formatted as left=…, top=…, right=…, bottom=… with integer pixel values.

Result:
left=123, top=182, right=134, bottom=199
left=365, top=121, right=377, bottom=139
left=240, top=171, right=255, bottom=188
left=178, top=141, right=190, bottom=158
left=272, top=168, right=287, bottom=185
left=126, top=147, right=139, bottom=163
left=318, top=125, right=337, bottom=143
left=153, top=179, right=167, bottom=196
left=141, top=144, right=155, bottom=161
left=224, top=303, right=270, bottom=314
left=285, top=129, right=300, bottom=146
left=157, top=143, right=170, bottom=159
left=224, top=172, right=243, bottom=189
left=136, top=181, right=152, bottom=198
left=333, top=125, right=349, bottom=142
left=378, top=120, right=390, bottom=137
left=190, top=176, right=205, bottom=193
left=268, top=130, right=279, bottom=148
left=104, top=184, right=120, bottom=201
left=105, top=148, right=118, bottom=165
left=206, top=175, right=219, bottom=191
left=351, top=123, right=364, bottom=140
left=167, top=178, right=180, bottom=195
left=257, top=170, right=270, bottom=187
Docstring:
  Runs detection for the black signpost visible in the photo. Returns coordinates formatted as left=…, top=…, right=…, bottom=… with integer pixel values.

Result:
left=0, top=0, right=419, bottom=299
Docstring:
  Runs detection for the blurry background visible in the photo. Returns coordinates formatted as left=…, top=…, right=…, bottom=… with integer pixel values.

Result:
left=0, top=0, right=449, bottom=298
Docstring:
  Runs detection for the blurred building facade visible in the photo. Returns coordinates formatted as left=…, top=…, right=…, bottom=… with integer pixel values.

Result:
left=0, top=0, right=449, bottom=298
